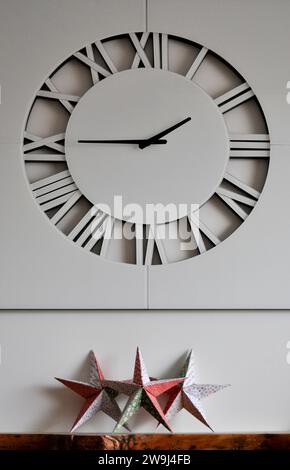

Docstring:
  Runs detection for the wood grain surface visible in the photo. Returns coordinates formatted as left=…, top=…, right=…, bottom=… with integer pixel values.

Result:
left=0, top=434, right=289, bottom=451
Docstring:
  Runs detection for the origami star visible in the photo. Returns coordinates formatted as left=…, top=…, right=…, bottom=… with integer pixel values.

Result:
left=163, top=350, right=230, bottom=430
left=103, top=347, right=184, bottom=432
left=55, top=351, right=129, bottom=432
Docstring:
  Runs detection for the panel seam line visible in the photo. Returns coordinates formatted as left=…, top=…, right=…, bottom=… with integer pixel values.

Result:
left=146, top=265, right=149, bottom=309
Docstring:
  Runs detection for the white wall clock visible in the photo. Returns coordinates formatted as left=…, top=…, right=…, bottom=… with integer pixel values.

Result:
left=0, top=0, right=290, bottom=308
left=23, top=31, right=269, bottom=267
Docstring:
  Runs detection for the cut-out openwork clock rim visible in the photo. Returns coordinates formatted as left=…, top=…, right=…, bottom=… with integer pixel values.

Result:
left=23, top=32, right=270, bottom=266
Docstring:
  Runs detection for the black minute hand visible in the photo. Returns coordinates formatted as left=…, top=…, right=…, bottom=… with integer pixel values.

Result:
left=139, top=117, right=191, bottom=149
left=78, top=139, right=167, bottom=145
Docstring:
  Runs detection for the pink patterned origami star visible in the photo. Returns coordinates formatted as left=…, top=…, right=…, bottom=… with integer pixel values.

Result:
left=103, top=347, right=184, bottom=432
left=163, top=350, right=230, bottom=430
left=55, top=351, right=129, bottom=432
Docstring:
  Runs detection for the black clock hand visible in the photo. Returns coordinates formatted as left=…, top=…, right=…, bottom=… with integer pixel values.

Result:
left=139, top=117, right=191, bottom=149
left=78, top=139, right=167, bottom=145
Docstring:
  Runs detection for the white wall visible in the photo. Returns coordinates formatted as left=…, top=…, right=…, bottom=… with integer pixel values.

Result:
left=0, top=0, right=289, bottom=436
left=0, top=311, right=289, bottom=433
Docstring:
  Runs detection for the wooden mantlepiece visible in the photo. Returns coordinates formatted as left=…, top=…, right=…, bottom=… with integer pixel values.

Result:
left=0, top=434, right=289, bottom=451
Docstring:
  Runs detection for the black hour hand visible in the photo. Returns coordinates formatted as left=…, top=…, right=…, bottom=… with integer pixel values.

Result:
left=139, top=117, right=191, bottom=149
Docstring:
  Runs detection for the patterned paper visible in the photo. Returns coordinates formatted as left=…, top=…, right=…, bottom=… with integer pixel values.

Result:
left=111, top=347, right=184, bottom=433
left=55, top=351, right=129, bottom=432
left=164, top=350, right=230, bottom=430
left=56, top=348, right=229, bottom=433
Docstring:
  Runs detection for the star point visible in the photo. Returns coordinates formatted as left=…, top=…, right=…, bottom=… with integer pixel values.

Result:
left=56, top=351, right=129, bottom=432
left=104, top=348, right=184, bottom=432
left=164, top=350, right=230, bottom=430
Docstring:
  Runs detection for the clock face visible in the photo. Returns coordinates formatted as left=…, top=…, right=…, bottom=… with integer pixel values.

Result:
left=23, top=32, right=269, bottom=265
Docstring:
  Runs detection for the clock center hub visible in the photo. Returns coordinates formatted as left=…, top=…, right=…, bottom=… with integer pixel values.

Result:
left=65, top=69, right=229, bottom=225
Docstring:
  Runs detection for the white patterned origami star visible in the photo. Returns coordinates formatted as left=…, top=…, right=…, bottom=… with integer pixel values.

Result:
left=163, top=350, right=230, bottom=430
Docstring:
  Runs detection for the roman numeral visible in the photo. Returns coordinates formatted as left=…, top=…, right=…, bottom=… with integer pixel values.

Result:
left=215, top=82, right=255, bottom=113
left=216, top=172, right=260, bottom=220
left=145, top=225, right=168, bottom=265
left=185, top=47, right=208, bottom=79
left=74, top=50, right=112, bottom=79
left=37, top=90, right=80, bottom=103
left=81, top=40, right=119, bottom=84
left=40, top=78, right=79, bottom=113
left=135, top=224, right=144, bottom=266
left=80, top=212, right=109, bottom=252
left=85, top=44, right=100, bottom=84
left=130, top=32, right=152, bottom=68
left=50, top=190, right=82, bottom=225
left=229, top=134, right=270, bottom=158
left=67, top=208, right=96, bottom=243
left=24, top=153, right=66, bottom=162
left=216, top=187, right=256, bottom=208
left=99, top=216, right=114, bottom=257
left=37, top=90, right=80, bottom=102
left=24, top=132, right=65, bottom=153
left=223, top=172, right=260, bottom=199
left=130, top=32, right=169, bottom=70
left=189, top=214, right=220, bottom=254
left=152, top=33, right=168, bottom=70
left=31, top=170, right=78, bottom=212
left=67, top=207, right=114, bottom=255
left=217, top=191, right=250, bottom=220
left=94, top=40, right=118, bottom=74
